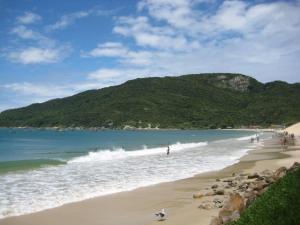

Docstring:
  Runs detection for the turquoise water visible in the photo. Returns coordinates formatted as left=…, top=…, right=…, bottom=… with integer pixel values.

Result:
left=0, top=128, right=261, bottom=218
left=0, top=128, right=254, bottom=173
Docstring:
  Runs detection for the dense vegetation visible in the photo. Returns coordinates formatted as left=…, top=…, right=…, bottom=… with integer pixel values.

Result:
left=231, top=167, right=300, bottom=225
left=0, top=73, right=300, bottom=128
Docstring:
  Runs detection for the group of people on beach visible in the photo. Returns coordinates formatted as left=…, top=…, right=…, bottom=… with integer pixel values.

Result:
left=279, top=131, right=295, bottom=148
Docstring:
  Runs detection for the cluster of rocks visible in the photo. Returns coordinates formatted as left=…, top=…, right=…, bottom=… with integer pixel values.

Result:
left=193, top=162, right=300, bottom=225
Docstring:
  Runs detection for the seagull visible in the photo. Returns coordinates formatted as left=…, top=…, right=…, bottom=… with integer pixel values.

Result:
left=155, top=208, right=166, bottom=221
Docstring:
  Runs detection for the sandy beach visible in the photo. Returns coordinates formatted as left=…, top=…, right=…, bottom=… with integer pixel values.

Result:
left=1, top=131, right=299, bottom=225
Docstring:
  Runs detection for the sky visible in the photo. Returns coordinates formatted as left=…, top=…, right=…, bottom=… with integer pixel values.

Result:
left=0, top=0, right=300, bottom=111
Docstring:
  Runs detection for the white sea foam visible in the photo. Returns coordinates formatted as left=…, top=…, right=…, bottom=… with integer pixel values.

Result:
left=68, top=142, right=208, bottom=163
left=236, top=135, right=256, bottom=141
left=0, top=133, right=270, bottom=219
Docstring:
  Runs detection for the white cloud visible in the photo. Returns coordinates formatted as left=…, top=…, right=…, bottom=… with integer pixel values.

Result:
left=7, top=46, right=72, bottom=64
left=3, top=82, right=71, bottom=98
left=83, top=42, right=128, bottom=57
left=10, top=25, right=55, bottom=46
left=2, top=81, right=106, bottom=104
left=138, top=0, right=202, bottom=29
left=110, top=0, right=300, bottom=82
left=11, top=25, right=39, bottom=40
left=47, top=10, right=91, bottom=31
left=114, top=16, right=200, bottom=51
left=16, top=12, right=42, bottom=24
left=88, top=68, right=126, bottom=80
left=46, top=9, right=113, bottom=31
left=88, top=67, right=159, bottom=83
left=83, top=42, right=153, bottom=65
left=6, top=13, right=73, bottom=64
left=2, top=0, right=300, bottom=112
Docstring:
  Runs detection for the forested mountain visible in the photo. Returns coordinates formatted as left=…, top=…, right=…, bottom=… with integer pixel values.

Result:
left=1, top=73, right=299, bottom=129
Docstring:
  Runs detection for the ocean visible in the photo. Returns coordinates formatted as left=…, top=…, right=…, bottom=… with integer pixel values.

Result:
left=0, top=128, right=263, bottom=218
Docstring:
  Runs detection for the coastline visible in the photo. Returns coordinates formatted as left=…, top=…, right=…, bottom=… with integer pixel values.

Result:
left=0, top=134, right=299, bottom=225
left=0, top=126, right=277, bottom=132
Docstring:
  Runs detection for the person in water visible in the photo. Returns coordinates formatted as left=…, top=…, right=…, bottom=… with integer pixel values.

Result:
left=167, top=146, right=170, bottom=155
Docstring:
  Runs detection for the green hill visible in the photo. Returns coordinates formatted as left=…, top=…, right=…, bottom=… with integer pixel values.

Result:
left=0, top=73, right=299, bottom=129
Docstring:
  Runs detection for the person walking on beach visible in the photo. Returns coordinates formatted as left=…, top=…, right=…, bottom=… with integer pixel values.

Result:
left=167, top=146, right=170, bottom=155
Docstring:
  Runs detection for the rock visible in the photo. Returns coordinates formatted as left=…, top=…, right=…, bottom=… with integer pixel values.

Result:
left=257, top=187, right=268, bottom=196
left=217, top=193, right=245, bottom=224
left=244, top=191, right=256, bottom=207
left=238, top=182, right=250, bottom=192
left=215, top=189, right=225, bottom=195
left=198, top=203, right=211, bottom=210
left=213, top=198, right=223, bottom=208
left=219, top=208, right=234, bottom=223
left=205, top=191, right=215, bottom=196
left=261, top=169, right=273, bottom=176
left=219, top=210, right=240, bottom=224
left=239, top=173, right=250, bottom=177
left=229, top=181, right=238, bottom=188
left=273, top=167, right=287, bottom=179
left=216, top=178, right=221, bottom=182
left=211, top=184, right=219, bottom=189
left=247, top=173, right=260, bottom=179
left=223, top=178, right=234, bottom=183
left=230, top=210, right=241, bottom=221
left=255, top=176, right=265, bottom=181
left=209, top=216, right=222, bottom=225
left=265, top=177, right=275, bottom=184
left=193, top=193, right=204, bottom=199
left=235, top=176, right=244, bottom=182
left=253, top=180, right=268, bottom=191
left=223, top=193, right=245, bottom=213
left=288, top=162, right=300, bottom=172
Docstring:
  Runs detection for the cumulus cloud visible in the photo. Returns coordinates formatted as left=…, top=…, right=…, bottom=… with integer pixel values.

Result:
left=5, top=11, right=73, bottom=64
left=83, top=42, right=153, bottom=65
left=137, top=0, right=202, bottom=29
left=2, top=0, right=300, bottom=112
left=114, top=16, right=200, bottom=51
left=108, top=0, right=300, bottom=82
left=10, top=25, right=55, bottom=46
left=83, top=42, right=128, bottom=57
left=16, top=12, right=42, bottom=24
left=7, top=46, right=72, bottom=64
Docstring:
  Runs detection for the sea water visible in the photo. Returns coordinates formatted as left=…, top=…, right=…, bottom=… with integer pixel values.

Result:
left=0, top=128, right=264, bottom=218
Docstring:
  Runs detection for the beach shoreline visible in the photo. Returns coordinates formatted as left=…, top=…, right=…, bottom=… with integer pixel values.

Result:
left=0, top=133, right=299, bottom=225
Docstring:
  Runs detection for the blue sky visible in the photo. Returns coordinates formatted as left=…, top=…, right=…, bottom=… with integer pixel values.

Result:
left=1, top=0, right=300, bottom=111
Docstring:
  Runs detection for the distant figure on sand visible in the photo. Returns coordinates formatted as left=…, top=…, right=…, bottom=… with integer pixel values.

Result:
left=155, top=208, right=166, bottom=221
left=167, top=146, right=170, bottom=155
left=256, top=134, right=260, bottom=142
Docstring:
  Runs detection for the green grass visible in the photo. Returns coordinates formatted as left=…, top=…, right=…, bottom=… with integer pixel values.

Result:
left=231, top=168, right=300, bottom=225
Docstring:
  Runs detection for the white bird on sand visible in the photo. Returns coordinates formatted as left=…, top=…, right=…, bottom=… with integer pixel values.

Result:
left=155, top=208, right=166, bottom=221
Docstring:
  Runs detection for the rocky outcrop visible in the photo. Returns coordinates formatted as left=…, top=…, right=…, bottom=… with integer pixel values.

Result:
left=200, top=162, right=300, bottom=225
left=273, top=167, right=287, bottom=179
left=193, top=193, right=204, bottom=199
left=212, top=75, right=251, bottom=92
